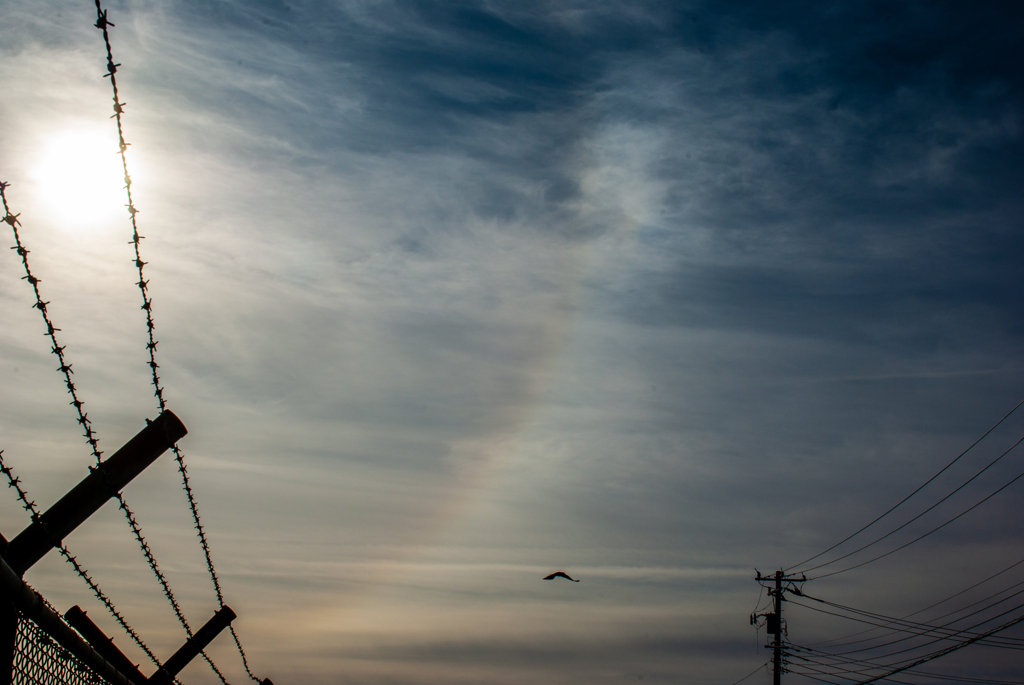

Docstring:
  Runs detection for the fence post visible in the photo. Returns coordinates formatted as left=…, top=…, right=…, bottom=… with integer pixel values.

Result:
left=0, top=533, right=13, bottom=685
left=4, top=410, right=187, bottom=576
left=148, top=606, right=236, bottom=685
left=0, top=599, right=15, bottom=685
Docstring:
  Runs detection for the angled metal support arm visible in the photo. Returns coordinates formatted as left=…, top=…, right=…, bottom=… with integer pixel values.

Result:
left=64, top=606, right=148, bottom=685
left=148, top=606, right=235, bottom=685
left=4, top=411, right=187, bottom=576
left=0, top=555, right=140, bottom=685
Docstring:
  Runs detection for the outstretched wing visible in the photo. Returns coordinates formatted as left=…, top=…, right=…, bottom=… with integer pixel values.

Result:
left=543, top=571, right=579, bottom=581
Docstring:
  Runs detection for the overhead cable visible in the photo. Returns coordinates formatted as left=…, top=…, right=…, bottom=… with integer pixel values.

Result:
left=805, top=555, right=1024, bottom=648
left=798, top=433, right=1024, bottom=575
left=787, top=397, right=1024, bottom=572
left=808, top=458, right=1024, bottom=580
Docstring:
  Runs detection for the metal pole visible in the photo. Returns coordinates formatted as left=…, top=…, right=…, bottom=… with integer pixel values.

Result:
left=148, top=606, right=236, bottom=685
left=0, top=556, right=139, bottom=685
left=64, top=606, right=147, bottom=685
left=4, top=411, right=186, bottom=575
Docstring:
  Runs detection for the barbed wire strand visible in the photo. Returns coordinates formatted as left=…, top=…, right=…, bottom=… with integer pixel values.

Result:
left=0, top=449, right=167, bottom=676
left=2, top=183, right=227, bottom=683
left=91, top=3, right=263, bottom=681
left=2, top=184, right=102, bottom=465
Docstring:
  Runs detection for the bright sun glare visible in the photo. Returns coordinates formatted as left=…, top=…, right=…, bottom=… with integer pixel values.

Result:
left=30, top=126, right=130, bottom=232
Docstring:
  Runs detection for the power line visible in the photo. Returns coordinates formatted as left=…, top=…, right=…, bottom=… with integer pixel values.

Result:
left=796, top=625, right=1024, bottom=685
left=782, top=594, right=1024, bottom=684
left=805, top=556, right=1024, bottom=649
left=805, top=592, right=1024, bottom=644
left=786, top=668, right=844, bottom=685
left=730, top=661, right=770, bottom=685
left=821, top=577, right=1024, bottom=653
left=808, top=458, right=1024, bottom=580
left=796, top=590, right=1024, bottom=653
left=788, top=652, right=1024, bottom=685
left=787, top=397, right=1024, bottom=573
left=798, top=433, right=1024, bottom=575
left=790, top=645, right=1024, bottom=684
left=790, top=595, right=1024, bottom=653
left=788, top=658, right=914, bottom=685
left=787, top=599, right=1024, bottom=654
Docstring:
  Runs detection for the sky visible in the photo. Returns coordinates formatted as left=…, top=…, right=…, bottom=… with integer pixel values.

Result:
left=1, top=1, right=1024, bottom=684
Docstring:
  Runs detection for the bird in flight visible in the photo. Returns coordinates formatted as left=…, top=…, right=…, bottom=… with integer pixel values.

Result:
left=543, top=571, right=579, bottom=582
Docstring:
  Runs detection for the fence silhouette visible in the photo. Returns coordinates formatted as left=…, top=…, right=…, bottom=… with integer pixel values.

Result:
left=0, top=1, right=272, bottom=681
left=13, top=611, right=112, bottom=685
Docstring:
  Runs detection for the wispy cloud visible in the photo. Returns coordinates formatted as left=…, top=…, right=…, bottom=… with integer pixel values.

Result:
left=2, top=1, right=1023, bottom=683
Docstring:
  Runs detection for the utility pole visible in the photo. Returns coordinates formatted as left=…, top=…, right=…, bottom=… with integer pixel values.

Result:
left=771, top=571, right=782, bottom=685
left=751, top=570, right=806, bottom=685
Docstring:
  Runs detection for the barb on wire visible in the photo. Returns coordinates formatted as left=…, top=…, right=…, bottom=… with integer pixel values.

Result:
left=2, top=185, right=103, bottom=465
left=93, top=3, right=264, bottom=681
left=113, top=492, right=231, bottom=685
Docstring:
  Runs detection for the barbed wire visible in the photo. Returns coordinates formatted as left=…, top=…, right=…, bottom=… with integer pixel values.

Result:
left=1, top=184, right=102, bottom=465
left=92, top=2, right=264, bottom=681
left=1, top=183, right=227, bottom=683
left=0, top=449, right=165, bottom=675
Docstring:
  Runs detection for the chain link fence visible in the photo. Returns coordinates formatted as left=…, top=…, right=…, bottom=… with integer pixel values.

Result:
left=12, top=612, right=106, bottom=685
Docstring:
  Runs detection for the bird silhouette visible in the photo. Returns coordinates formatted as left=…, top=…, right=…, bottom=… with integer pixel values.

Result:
left=543, top=571, right=579, bottom=582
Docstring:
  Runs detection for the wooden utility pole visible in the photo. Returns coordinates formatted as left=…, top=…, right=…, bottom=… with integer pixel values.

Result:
left=771, top=570, right=783, bottom=685
left=752, top=570, right=806, bottom=685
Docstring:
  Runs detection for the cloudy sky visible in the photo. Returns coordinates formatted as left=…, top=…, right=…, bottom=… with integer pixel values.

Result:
left=2, top=1, right=1024, bottom=684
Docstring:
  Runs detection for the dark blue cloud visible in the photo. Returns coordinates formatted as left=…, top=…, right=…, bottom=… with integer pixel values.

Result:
left=556, top=2, right=1024, bottom=359
left=9, top=2, right=1024, bottom=679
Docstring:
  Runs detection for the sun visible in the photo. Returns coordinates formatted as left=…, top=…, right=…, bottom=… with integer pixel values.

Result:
left=30, top=125, right=131, bottom=233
